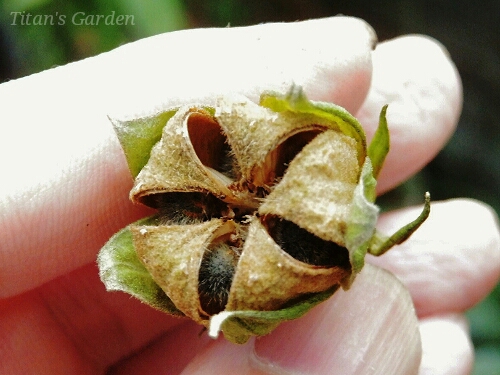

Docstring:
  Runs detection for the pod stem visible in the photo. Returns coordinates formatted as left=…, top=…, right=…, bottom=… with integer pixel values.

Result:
left=368, top=192, right=431, bottom=256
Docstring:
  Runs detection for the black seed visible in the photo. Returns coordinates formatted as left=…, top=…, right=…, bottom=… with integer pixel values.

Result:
left=266, top=217, right=350, bottom=268
left=198, top=243, right=240, bottom=315
left=146, top=192, right=229, bottom=224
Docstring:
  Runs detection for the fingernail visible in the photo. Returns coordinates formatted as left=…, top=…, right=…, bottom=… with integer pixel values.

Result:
left=252, top=264, right=421, bottom=375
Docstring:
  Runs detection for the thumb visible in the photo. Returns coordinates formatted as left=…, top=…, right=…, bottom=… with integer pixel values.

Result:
left=181, top=264, right=421, bottom=375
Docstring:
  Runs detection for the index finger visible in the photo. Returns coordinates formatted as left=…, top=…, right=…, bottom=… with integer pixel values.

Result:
left=0, top=16, right=376, bottom=298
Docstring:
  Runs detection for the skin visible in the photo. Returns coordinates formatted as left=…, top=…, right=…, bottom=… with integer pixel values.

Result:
left=0, top=17, right=499, bottom=374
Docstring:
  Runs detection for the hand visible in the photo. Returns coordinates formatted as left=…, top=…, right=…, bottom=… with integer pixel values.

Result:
left=0, top=17, right=498, bottom=375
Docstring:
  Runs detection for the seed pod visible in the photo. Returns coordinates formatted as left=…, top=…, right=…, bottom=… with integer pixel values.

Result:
left=98, top=85, right=430, bottom=344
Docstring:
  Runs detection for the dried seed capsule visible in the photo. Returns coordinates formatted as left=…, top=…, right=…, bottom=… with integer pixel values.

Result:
left=98, top=85, right=430, bottom=344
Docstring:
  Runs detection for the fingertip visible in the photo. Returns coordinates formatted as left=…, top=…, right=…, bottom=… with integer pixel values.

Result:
left=356, top=35, right=463, bottom=192
left=418, top=314, right=474, bottom=375
left=290, top=16, right=377, bottom=111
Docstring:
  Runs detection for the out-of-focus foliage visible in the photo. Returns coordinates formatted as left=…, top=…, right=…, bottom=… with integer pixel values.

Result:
left=1, top=0, right=499, bottom=373
left=0, top=0, right=187, bottom=78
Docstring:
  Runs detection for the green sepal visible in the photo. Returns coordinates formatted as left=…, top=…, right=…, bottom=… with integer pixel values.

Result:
left=209, top=285, right=340, bottom=344
left=368, top=105, right=390, bottom=179
left=368, top=192, right=431, bottom=256
left=110, top=107, right=216, bottom=178
left=110, top=111, right=178, bottom=178
left=260, top=84, right=367, bottom=166
left=344, top=158, right=379, bottom=287
left=97, top=216, right=184, bottom=315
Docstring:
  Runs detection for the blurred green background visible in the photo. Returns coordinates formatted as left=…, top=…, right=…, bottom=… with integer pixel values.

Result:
left=1, top=0, right=499, bottom=373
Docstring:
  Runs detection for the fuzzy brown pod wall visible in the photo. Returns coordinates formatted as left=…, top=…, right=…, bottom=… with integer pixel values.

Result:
left=97, top=85, right=430, bottom=344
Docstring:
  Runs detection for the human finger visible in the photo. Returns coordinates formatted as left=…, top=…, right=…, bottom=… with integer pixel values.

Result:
left=0, top=16, right=376, bottom=298
left=418, top=314, right=473, bottom=375
left=177, top=265, right=421, bottom=375
left=368, top=199, right=500, bottom=317
left=0, top=263, right=188, bottom=374
left=356, top=35, right=462, bottom=193
left=106, top=320, right=212, bottom=375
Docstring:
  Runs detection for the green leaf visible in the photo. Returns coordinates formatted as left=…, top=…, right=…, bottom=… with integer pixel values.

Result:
left=368, top=105, right=390, bottom=179
left=97, top=217, right=183, bottom=315
left=344, top=159, right=380, bottom=285
left=368, top=192, right=431, bottom=256
left=209, top=285, right=340, bottom=344
left=260, top=84, right=367, bottom=166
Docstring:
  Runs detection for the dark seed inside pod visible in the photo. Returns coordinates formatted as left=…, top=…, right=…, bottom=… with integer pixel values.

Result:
left=264, top=216, right=350, bottom=268
left=144, top=192, right=230, bottom=224
left=198, top=242, right=241, bottom=315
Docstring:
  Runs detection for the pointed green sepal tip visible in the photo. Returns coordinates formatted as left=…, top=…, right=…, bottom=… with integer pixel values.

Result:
left=368, top=104, right=390, bottom=179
